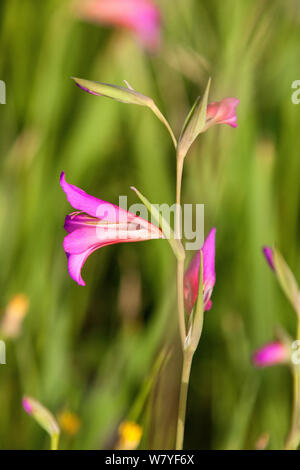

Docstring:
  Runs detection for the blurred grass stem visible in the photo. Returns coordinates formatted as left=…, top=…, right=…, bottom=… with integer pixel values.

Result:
left=149, top=101, right=177, bottom=149
left=176, top=155, right=186, bottom=348
left=176, top=350, right=193, bottom=450
left=51, top=433, right=59, bottom=451
left=285, top=321, right=300, bottom=450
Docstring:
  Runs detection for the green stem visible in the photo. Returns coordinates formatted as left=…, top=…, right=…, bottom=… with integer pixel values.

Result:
left=177, top=259, right=186, bottom=349
left=176, top=157, right=184, bottom=240
left=176, top=350, right=193, bottom=450
left=175, top=156, right=186, bottom=349
left=285, top=321, right=300, bottom=450
left=149, top=102, right=177, bottom=149
left=50, top=433, right=59, bottom=450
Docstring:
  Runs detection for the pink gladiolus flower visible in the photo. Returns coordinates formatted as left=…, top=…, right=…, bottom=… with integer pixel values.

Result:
left=184, top=228, right=216, bottom=314
left=205, top=98, right=239, bottom=130
left=252, top=341, right=288, bottom=367
left=75, top=0, right=161, bottom=51
left=263, top=246, right=275, bottom=271
left=60, top=172, right=163, bottom=286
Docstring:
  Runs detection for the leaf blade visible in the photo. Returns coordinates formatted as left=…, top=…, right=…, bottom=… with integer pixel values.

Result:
left=273, top=248, right=300, bottom=315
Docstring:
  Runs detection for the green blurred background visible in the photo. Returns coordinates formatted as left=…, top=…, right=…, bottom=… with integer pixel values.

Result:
left=0, top=0, right=300, bottom=450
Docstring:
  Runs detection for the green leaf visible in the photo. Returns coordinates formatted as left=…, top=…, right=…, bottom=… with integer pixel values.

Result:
left=130, top=186, right=184, bottom=261
left=128, top=348, right=171, bottom=422
left=273, top=248, right=300, bottom=316
left=177, top=78, right=211, bottom=159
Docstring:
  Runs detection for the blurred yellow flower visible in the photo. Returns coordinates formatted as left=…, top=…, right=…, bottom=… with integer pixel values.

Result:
left=58, top=410, right=81, bottom=436
left=116, top=420, right=142, bottom=450
left=1, top=294, right=29, bottom=338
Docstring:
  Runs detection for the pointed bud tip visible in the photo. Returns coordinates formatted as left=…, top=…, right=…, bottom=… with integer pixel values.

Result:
left=22, top=397, right=33, bottom=415
left=262, top=246, right=275, bottom=270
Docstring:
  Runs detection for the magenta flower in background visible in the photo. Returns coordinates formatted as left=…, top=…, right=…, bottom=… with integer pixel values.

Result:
left=252, top=341, right=289, bottom=367
left=205, top=98, right=239, bottom=130
left=60, top=172, right=163, bottom=286
left=263, top=246, right=275, bottom=271
left=75, top=0, right=161, bottom=52
left=22, top=397, right=33, bottom=415
left=184, top=228, right=216, bottom=314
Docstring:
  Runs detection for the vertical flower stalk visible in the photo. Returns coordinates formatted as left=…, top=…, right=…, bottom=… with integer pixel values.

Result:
left=175, top=347, right=194, bottom=450
left=174, top=80, right=238, bottom=449
left=174, top=81, right=211, bottom=349
left=174, top=80, right=238, bottom=350
left=175, top=159, right=186, bottom=348
left=22, top=397, right=60, bottom=450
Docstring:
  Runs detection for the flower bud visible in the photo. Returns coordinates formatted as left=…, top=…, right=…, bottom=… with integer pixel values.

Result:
left=252, top=341, right=289, bottom=367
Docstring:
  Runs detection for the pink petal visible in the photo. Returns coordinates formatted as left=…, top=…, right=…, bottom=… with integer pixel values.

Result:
left=67, top=236, right=149, bottom=286
left=202, top=227, right=216, bottom=288
left=63, top=220, right=163, bottom=285
left=22, top=397, right=33, bottom=415
left=64, top=212, right=99, bottom=233
left=252, top=341, right=288, bottom=367
left=63, top=221, right=162, bottom=255
left=75, top=0, right=160, bottom=51
left=67, top=246, right=101, bottom=286
left=64, top=226, right=103, bottom=254
left=184, top=228, right=216, bottom=314
left=263, top=246, right=275, bottom=271
left=206, top=98, right=239, bottom=128
left=60, top=172, right=126, bottom=222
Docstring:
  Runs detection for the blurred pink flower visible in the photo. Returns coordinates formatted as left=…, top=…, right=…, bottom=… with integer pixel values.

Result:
left=252, top=341, right=288, bottom=367
left=22, top=397, right=33, bottom=415
left=75, top=0, right=161, bottom=51
left=205, top=98, right=239, bottom=130
left=60, top=172, right=163, bottom=286
left=263, top=246, right=275, bottom=271
left=184, top=228, right=216, bottom=314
